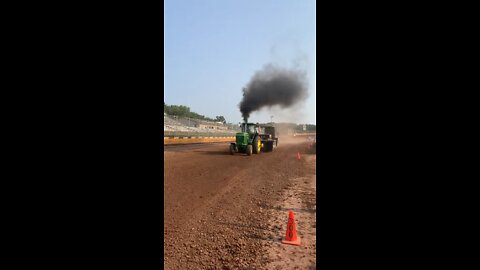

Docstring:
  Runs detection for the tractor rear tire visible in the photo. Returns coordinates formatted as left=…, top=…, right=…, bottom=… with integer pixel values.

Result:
left=246, top=145, right=253, bottom=156
left=253, top=136, right=261, bottom=154
left=230, top=144, right=235, bottom=155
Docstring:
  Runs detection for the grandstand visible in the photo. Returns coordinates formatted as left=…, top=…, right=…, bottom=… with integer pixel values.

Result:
left=164, top=114, right=238, bottom=135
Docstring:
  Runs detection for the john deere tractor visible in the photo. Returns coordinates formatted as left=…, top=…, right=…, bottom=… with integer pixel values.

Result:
left=230, top=122, right=278, bottom=156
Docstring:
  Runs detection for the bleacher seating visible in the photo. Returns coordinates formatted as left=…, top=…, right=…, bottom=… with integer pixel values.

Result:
left=164, top=115, right=238, bottom=134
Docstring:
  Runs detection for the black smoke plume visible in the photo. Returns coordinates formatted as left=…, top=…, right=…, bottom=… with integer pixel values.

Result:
left=239, top=64, right=308, bottom=122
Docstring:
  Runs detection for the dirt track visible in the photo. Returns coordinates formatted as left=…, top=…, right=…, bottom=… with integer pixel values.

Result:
left=164, top=136, right=316, bottom=269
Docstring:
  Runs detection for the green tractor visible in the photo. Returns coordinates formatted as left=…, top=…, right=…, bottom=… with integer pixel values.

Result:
left=230, top=122, right=278, bottom=155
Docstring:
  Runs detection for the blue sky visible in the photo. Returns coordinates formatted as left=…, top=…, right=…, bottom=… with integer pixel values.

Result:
left=165, top=0, right=316, bottom=124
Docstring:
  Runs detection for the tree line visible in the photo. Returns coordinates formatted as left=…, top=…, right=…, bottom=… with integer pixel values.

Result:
left=164, top=103, right=226, bottom=123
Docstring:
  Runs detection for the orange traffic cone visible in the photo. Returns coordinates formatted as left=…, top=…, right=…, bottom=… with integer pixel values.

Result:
left=282, top=210, right=301, bottom=246
left=297, top=151, right=301, bottom=160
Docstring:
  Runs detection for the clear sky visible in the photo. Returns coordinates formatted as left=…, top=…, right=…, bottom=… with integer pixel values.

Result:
left=165, top=0, right=316, bottom=124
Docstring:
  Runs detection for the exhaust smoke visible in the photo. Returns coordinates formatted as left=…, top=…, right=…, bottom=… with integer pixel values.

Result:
left=239, top=64, right=308, bottom=122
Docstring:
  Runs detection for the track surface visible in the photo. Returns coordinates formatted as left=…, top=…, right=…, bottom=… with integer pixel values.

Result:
left=164, top=137, right=315, bottom=269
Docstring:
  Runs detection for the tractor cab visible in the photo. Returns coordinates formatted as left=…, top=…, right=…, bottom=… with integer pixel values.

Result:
left=241, top=123, right=258, bottom=135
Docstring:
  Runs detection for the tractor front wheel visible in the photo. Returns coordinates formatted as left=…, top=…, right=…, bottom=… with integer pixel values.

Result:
left=230, top=144, right=236, bottom=155
left=246, top=145, right=253, bottom=156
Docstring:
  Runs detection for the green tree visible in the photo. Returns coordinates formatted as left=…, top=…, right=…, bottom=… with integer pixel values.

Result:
left=164, top=103, right=220, bottom=122
left=215, top=116, right=226, bottom=123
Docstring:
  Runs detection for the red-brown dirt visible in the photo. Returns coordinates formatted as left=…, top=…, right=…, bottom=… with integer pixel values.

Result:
left=164, top=136, right=316, bottom=269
